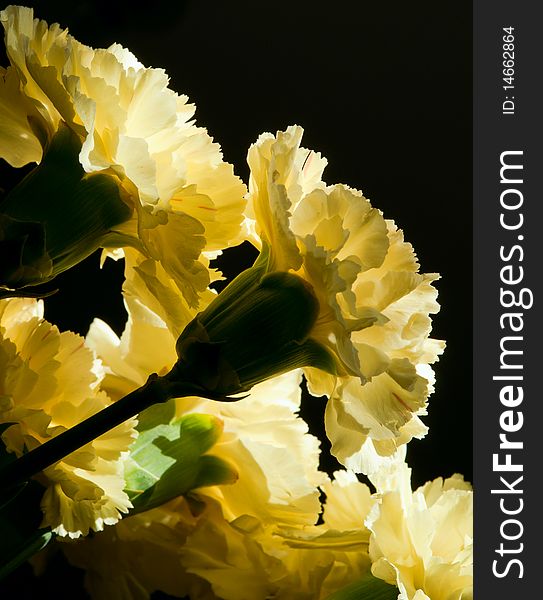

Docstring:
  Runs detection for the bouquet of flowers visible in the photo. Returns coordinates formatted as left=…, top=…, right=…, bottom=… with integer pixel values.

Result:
left=0, top=6, right=472, bottom=599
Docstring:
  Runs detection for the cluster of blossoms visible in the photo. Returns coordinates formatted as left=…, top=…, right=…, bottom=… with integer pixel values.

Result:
left=0, top=6, right=472, bottom=600
left=0, top=4, right=245, bottom=304
left=0, top=297, right=136, bottom=537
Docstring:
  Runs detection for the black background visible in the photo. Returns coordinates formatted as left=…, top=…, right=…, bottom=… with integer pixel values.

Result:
left=1, top=1, right=472, bottom=596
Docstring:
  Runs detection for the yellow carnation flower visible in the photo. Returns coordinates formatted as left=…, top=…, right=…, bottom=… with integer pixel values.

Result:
left=245, top=125, right=444, bottom=473
left=275, top=463, right=472, bottom=600
left=87, top=245, right=325, bottom=521
left=367, top=462, right=473, bottom=600
left=0, top=6, right=246, bottom=302
left=179, top=494, right=371, bottom=600
left=182, top=371, right=325, bottom=528
left=62, top=371, right=371, bottom=600
left=0, top=298, right=137, bottom=538
left=69, top=262, right=374, bottom=599
left=88, top=271, right=324, bottom=529
left=63, top=498, right=213, bottom=600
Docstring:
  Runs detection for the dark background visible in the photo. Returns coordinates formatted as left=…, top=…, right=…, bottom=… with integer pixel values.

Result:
left=1, top=0, right=471, bottom=595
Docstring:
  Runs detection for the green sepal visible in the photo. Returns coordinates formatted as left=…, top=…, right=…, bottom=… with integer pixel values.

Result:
left=325, top=572, right=398, bottom=600
left=191, top=241, right=271, bottom=333
left=275, top=337, right=338, bottom=380
left=125, top=404, right=237, bottom=514
left=173, top=245, right=338, bottom=395
left=0, top=124, right=132, bottom=288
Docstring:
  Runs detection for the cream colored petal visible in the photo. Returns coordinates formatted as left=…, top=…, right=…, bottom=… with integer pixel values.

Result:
left=25, top=52, right=80, bottom=131
left=1, top=6, right=67, bottom=129
left=170, top=162, right=247, bottom=251
left=86, top=318, right=146, bottom=395
left=324, top=358, right=430, bottom=472
left=114, top=134, right=158, bottom=201
left=89, top=244, right=213, bottom=401
left=247, top=128, right=303, bottom=271
left=0, top=298, right=137, bottom=538
left=155, top=371, right=325, bottom=534
left=139, top=210, right=209, bottom=308
left=354, top=274, right=445, bottom=366
left=295, top=147, right=328, bottom=197
left=41, top=459, right=132, bottom=538
left=0, top=296, right=43, bottom=326
left=124, top=249, right=207, bottom=337
left=367, top=462, right=473, bottom=600
left=0, top=66, right=43, bottom=166
left=182, top=501, right=284, bottom=600
left=419, top=474, right=472, bottom=507
left=107, top=43, right=145, bottom=71
left=292, top=185, right=389, bottom=272
left=2, top=318, right=60, bottom=411
left=345, top=437, right=409, bottom=479
left=41, top=392, right=137, bottom=538
left=324, top=393, right=370, bottom=470
left=321, top=470, right=374, bottom=531
left=124, top=68, right=178, bottom=140
left=338, top=363, right=427, bottom=440
left=424, top=489, right=473, bottom=562
left=119, top=297, right=177, bottom=379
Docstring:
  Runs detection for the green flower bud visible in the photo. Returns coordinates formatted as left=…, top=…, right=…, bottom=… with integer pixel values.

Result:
left=0, top=124, right=132, bottom=290
left=168, top=248, right=337, bottom=397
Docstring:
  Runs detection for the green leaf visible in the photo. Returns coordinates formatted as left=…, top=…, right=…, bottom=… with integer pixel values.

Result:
left=192, top=241, right=271, bottom=328
left=125, top=408, right=237, bottom=514
left=0, top=479, right=53, bottom=581
left=325, top=572, right=398, bottom=600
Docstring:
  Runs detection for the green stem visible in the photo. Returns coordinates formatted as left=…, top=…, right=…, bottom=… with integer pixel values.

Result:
left=0, top=373, right=183, bottom=490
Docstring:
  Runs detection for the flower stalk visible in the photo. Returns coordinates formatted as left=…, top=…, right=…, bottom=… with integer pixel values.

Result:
left=0, top=256, right=330, bottom=491
left=0, top=373, right=193, bottom=490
